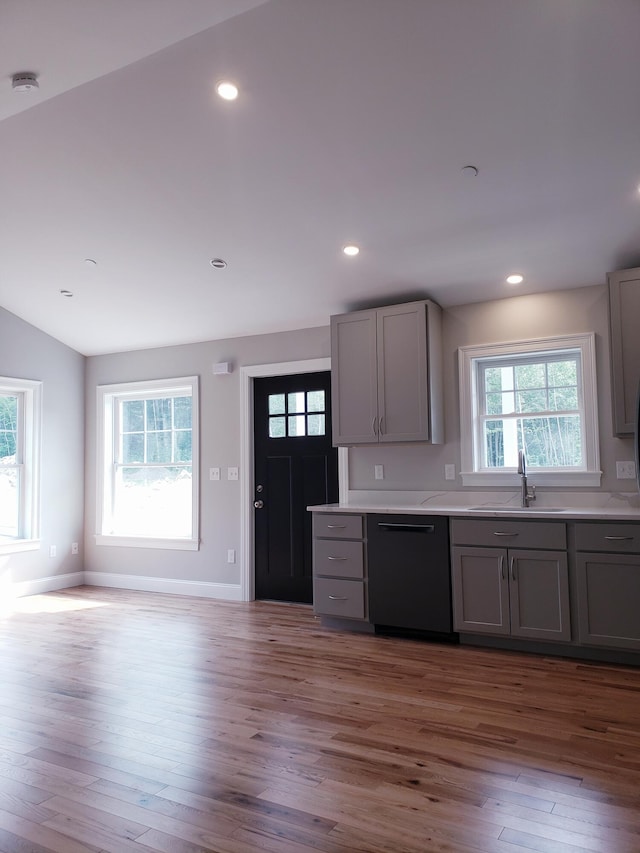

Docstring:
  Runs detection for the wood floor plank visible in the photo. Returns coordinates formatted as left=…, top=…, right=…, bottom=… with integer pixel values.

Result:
left=0, top=586, right=638, bottom=853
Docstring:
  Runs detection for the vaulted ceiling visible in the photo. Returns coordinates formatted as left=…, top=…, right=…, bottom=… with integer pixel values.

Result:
left=1, top=0, right=639, bottom=355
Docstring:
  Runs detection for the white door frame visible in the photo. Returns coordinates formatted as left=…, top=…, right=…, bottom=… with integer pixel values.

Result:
left=240, top=358, right=348, bottom=602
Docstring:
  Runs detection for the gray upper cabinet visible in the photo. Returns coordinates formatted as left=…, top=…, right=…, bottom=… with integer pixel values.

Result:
left=330, top=300, right=443, bottom=446
left=607, top=267, right=640, bottom=435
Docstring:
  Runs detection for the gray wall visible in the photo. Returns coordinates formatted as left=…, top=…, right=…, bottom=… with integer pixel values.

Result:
left=84, top=326, right=330, bottom=587
left=349, top=284, right=636, bottom=493
left=0, top=306, right=85, bottom=589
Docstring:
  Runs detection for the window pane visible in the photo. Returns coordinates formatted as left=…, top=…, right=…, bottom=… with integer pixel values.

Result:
left=485, top=392, right=511, bottom=415
left=307, top=414, right=325, bottom=435
left=122, top=399, right=144, bottom=432
left=174, top=430, right=192, bottom=462
left=515, top=363, right=546, bottom=389
left=173, top=396, right=192, bottom=429
left=549, top=386, right=578, bottom=411
left=114, top=466, right=192, bottom=537
left=307, top=390, right=325, bottom=412
left=288, top=415, right=306, bottom=436
left=123, top=433, right=144, bottom=464
left=288, top=392, right=306, bottom=414
left=484, top=367, right=510, bottom=393
left=483, top=420, right=505, bottom=468
left=268, top=394, right=285, bottom=415
left=522, top=417, right=582, bottom=467
left=516, top=389, right=547, bottom=413
left=269, top=416, right=286, bottom=438
left=146, top=398, right=172, bottom=431
left=0, top=467, right=18, bottom=537
left=548, top=360, right=577, bottom=387
left=147, top=432, right=172, bottom=463
left=0, top=395, right=18, bottom=462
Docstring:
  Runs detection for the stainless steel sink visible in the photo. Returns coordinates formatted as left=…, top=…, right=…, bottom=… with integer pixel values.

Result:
left=467, top=505, right=565, bottom=513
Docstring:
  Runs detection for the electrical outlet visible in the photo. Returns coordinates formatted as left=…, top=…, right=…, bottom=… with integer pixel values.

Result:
left=227, top=467, right=239, bottom=481
left=227, top=549, right=236, bottom=563
left=209, top=467, right=220, bottom=481
left=49, top=545, right=56, bottom=558
left=374, top=464, right=384, bottom=480
left=616, top=460, right=636, bottom=479
left=444, top=464, right=456, bottom=481
left=71, top=542, right=79, bottom=555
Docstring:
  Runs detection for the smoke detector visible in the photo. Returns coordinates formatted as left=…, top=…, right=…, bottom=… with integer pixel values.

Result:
left=12, top=73, right=39, bottom=92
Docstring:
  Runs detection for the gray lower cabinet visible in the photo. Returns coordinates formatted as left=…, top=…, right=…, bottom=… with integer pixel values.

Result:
left=312, top=513, right=367, bottom=621
left=575, top=522, right=640, bottom=650
left=451, top=519, right=571, bottom=642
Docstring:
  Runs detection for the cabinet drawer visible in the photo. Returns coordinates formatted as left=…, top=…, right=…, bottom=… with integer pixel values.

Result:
left=313, top=577, right=366, bottom=619
left=575, top=522, right=640, bottom=553
left=451, top=518, right=566, bottom=550
left=314, top=539, right=364, bottom=578
left=312, top=513, right=363, bottom=540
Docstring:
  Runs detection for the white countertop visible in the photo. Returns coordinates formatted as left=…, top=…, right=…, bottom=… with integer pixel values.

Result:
left=308, top=490, right=640, bottom=521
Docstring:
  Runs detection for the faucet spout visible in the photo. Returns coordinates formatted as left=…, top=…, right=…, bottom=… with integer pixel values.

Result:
left=518, top=451, right=536, bottom=507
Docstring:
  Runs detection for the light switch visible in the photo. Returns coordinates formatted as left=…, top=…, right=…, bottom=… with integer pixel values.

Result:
left=227, top=467, right=239, bottom=481
left=209, top=467, right=220, bottom=481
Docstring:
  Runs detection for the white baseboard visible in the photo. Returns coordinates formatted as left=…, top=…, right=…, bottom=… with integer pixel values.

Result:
left=12, top=572, right=85, bottom=599
left=83, top=572, right=243, bottom=601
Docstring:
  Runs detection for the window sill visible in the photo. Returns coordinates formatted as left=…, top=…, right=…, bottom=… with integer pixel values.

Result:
left=0, top=539, right=41, bottom=555
left=460, top=471, right=602, bottom=488
left=95, top=535, right=200, bottom=551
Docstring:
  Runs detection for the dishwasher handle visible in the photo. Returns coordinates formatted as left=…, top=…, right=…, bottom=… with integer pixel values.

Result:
left=376, top=522, right=435, bottom=534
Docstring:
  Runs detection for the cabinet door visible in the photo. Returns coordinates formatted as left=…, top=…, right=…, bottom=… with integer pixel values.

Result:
left=451, top=547, right=509, bottom=635
left=376, top=303, right=429, bottom=442
left=330, top=310, right=378, bottom=444
left=509, top=550, right=571, bottom=642
left=576, top=553, right=640, bottom=650
left=608, top=267, right=640, bottom=435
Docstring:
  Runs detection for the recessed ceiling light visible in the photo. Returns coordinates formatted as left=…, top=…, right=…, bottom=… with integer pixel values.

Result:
left=210, top=258, right=227, bottom=269
left=343, top=244, right=360, bottom=257
left=216, top=81, right=239, bottom=101
left=506, top=273, right=524, bottom=285
left=60, top=289, right=73, bottom=298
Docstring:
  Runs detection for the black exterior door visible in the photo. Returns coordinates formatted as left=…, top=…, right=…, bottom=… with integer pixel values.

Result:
left=254, top=371, right=338, bottom=603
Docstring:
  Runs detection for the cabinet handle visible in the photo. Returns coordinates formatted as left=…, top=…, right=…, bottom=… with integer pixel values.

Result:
left=604, top=535, right=633, bottom=541
left=493, top=532, right=518, bottom=537
left=326, top=524, right=346, bottom=529
left=510, top=557, right=516, bottom=581
left=328, top=595, right=348, bottom=601
left=379, top=416, right=385, bottom=435
left=327, top=556, right=348, bottom=561
left=500, top=555, right=505, bottom=580
left=372, top=416, right=378, bottom=436
left=377, top=523, right=435, bottom=533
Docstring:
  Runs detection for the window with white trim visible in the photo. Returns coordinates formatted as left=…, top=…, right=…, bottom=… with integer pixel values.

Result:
left=0, top=377, right=42, bottom=553
left=97, top=377, right=199, bottom=549
left=458, top=334, right=601, bottom=487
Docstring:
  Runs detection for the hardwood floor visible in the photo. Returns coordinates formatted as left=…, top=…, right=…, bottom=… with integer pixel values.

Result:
left=0, top=587, right=638, bottom=853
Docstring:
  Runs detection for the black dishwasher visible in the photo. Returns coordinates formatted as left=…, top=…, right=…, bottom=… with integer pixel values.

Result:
left=367, top=514, right=456, bottom=638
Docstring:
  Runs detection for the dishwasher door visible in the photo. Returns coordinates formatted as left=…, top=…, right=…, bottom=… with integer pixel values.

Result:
left=367, top=514, right=453, bottom=634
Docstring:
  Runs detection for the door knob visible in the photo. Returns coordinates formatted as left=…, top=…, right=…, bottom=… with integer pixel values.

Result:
left=254, top=500, right=264, bottom=509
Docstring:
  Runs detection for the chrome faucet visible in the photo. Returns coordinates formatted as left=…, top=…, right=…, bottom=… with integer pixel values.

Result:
left=517, top=450, right=536, bottom=508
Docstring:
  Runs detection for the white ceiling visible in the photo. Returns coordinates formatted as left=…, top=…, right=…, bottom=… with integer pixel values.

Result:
left=1, top=0, right=639, bottom=356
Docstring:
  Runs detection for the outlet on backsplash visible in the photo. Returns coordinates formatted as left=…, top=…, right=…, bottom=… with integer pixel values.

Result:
left=616, top=461, right=636, bottom=479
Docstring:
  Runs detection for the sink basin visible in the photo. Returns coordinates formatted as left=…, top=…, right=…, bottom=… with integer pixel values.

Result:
left=467, top=505, right=565, bottom=513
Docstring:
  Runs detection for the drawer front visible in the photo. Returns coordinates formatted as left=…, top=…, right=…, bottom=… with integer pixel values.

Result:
left=312, top=513, right=363, bottom=540
left=313, top=577, right=366, bottom=619
left=451, top=518, right=566, bottom=550
left=575, top=522, right=640, bottom=553
left=314, top=539, right=364, bottom=579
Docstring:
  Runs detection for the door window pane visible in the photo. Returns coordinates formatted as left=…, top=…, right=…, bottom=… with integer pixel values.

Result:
left=307, top=414, right=325, bottom=435
left=269, top=417, right=286, bottom=438
left=288, top=391, right=306, bottom=413
left=288, top=415, right=306, bottom=436
left=268, top=394, right=285, bottom=415
left=307, top=390, right=325, bottom=412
